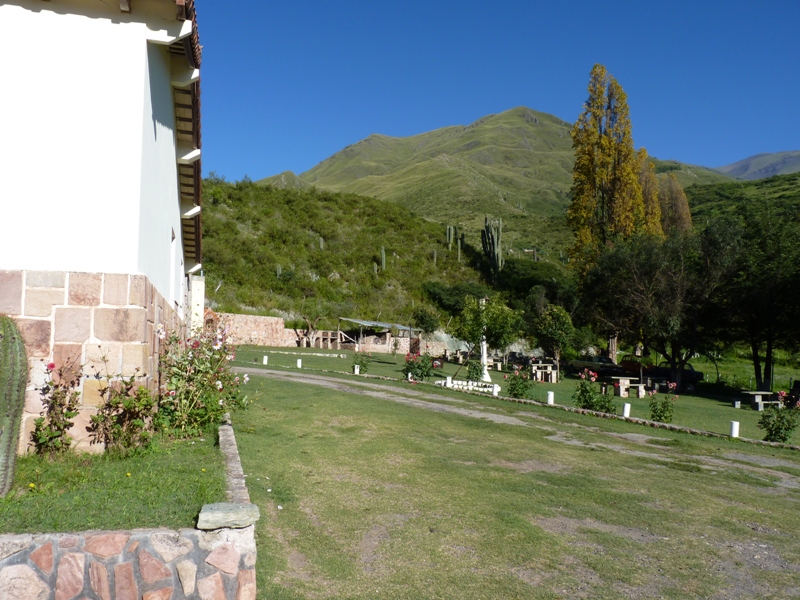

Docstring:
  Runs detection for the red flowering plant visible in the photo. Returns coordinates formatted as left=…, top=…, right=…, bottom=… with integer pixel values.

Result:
left=572, top=369, right=616, bottom=413
left=31, top=359, right=81, bottom=455
left=758, top=390, right=799, bottom=443
left=402, top=352, right=434, bottom=382
left=649, top=381, right=677, bottom=423
left=158, top=325, right=249, bottom=436
left=504, top=369, right=533, bottom=399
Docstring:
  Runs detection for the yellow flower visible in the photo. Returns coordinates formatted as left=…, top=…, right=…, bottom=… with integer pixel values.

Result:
left=201, top=468, right=206, bottom=472
left=126, top=473, right=131, bottom=477
left=29, top=483, right=35, bottom=489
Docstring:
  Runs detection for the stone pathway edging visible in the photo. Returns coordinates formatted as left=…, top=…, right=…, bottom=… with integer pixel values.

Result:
left=0, top=421, right=259, bottom=600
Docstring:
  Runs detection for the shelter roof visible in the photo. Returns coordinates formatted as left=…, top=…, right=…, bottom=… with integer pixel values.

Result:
left=338, top=318, right=421, bottom=333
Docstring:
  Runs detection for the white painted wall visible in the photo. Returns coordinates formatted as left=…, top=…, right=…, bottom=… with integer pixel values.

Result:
left=0, top=0, right=190, bottom=306
left=138, top=42, right=185, bottom=309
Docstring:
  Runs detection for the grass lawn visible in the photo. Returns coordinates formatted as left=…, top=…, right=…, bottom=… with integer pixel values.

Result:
left=232, top=347, right=783, bottom=443
left=233, top=371, right=800, bottom=599
left=0, top=436, right=226, bottom=533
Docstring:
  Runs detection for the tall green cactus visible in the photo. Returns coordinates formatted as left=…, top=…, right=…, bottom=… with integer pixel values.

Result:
left=1, top=316, right=28, bottom=497
left=481, top=216, right=504, bottom=278
left=381, top=246, right=386, bottom=271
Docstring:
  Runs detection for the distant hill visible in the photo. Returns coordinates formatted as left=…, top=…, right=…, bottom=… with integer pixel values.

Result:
left=716, top=151, right=800, bottom=180
left=258, top=107, right=730, bottom=257
left=685, top=172, right=800, bottom=222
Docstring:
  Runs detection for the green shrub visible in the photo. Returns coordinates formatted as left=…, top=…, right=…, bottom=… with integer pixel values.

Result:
left=504, top=370, right=533, bottom=399
left=402, top=352, right=434, bottom=382
left=648, top=383, right=677, bottom=423
left=572, top=369, right=615, bottom=414
left=466, top=359, right=483, bottom=383
left=158, top=325, right=249, bottom=436
left=758, top=404, right=799, bottom=443
left=88, top=369, right=157, bottom=456
left=352, top=351, right=373, bottom=374
left=32, top=361, right=81, bottom=455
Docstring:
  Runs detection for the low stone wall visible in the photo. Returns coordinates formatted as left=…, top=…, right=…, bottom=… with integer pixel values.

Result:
left=0, top=419, right=258, bottom=599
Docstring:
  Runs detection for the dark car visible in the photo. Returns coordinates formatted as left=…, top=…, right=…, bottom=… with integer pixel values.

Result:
left=619, top=354, right=653, bottom=376
left=645, top=362, right=704, bottom=389
left=568, top=355, right=625, bottom=377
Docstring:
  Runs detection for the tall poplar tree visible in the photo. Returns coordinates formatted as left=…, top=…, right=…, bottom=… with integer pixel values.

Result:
left=568, top=64, right=644, bottom=274
left=637, top=148, right=664, bottom=238
left=658, top=173, right=692, bottom=234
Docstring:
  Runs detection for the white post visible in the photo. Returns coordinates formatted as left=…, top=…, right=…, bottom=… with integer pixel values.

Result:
left=354, top=364, right=360, bottom=375
left=262, top=355, right=268, bottom=365
left=623, top=403, right=631, bottom=418
left=547, top=391, right=554, bottom=405
left=445, top=376, right=452, bottom=387
left=480, top=337, right=492, bottom=382
left=730, top=421, right=740, bottom=438
left=408, top=372, right=413, bottom=381
left=296, top=359, right=302, bottom=368
left=493, top=384, right=500, bottom=397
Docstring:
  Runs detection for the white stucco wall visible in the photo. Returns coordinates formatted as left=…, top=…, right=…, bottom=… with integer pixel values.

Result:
left=0, top=0, right=190, bottom=305
left=138, top=42, right=185, bottom=308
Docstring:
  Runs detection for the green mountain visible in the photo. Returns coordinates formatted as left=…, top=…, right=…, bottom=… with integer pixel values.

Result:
left=201, top=177, right=489, bottom=325
left=716, top=151, right=800, bottom=180
left=686, top=172, right=800, bottom=222
left=260, top=106, right=730, bottom=256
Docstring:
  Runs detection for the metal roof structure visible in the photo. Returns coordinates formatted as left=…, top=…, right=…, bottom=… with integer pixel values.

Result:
left=338, top=318, right=420, bottom=333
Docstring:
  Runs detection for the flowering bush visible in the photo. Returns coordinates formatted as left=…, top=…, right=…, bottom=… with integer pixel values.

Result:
left=352, top=351, right=373, bottom=374
left=572, top=369, right=615, bottom=414
left=649, top=382, right=677, bottom=423
left=32, top=361, right=81, bottom=455
left=758, top=392, right=799, bottom=443
left=504, top=370, right=533, bottom=399
left=158, top=325, right=249, bottom=436
left=88, top=367, right=157, bottom=456
left=402, top=352, right=433, bottom=381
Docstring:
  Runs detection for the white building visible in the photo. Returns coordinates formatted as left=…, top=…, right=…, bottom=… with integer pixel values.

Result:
left=0, top=0, right=205, bottom=451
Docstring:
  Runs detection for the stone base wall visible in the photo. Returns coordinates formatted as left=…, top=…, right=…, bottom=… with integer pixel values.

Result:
left=0, top=526, right=256, bottom=600
left=0, top=418, right=258, bottom=600
left=0, top=270, right=181, bottom=454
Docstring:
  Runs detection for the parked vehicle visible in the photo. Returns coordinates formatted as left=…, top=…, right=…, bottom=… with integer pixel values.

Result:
left=645, top=362, right=704, bottom=389
left=619, top=354, right=652, bottom=376
left=568, top=355, right=625, bottom=377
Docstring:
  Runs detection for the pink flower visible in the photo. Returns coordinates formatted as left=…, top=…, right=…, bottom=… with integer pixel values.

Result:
left=46, top=362, right=56, bottom=371
left=504, top=374, right=508, bottom=379
left=590, top=377, right=596, bottom=382
left=169, top=390, right=176, bottom=397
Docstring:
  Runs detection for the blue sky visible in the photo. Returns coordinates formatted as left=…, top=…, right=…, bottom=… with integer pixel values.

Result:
left=197, top=1, right=800, bottom=182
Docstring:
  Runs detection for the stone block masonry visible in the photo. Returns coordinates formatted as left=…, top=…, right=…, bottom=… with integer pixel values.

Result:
left=0, top=417, right=259, bottom=599
left=1, top=270, right=183, bottom=454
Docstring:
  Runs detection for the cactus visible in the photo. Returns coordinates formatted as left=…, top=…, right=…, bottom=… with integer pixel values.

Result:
left=381, top=246, right=386, bottom=271
left=457, top=236, right=462, bottom=263
left=481, top=216, right=504, bottom=278
left=433, top=249, right=437, bottom=267
left=319, top=237, right=324, bottom=250
left=373, top=262, right=378, bottom=275
left=276, top=264, right=282, bottom=279
left=1, top=316, right=28, bottom=497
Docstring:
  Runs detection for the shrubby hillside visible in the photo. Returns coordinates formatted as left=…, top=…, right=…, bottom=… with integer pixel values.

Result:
left=201, top=177, right=489, bottom=327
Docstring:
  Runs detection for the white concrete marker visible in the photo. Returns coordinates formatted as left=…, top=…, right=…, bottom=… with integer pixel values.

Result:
left=730, top=421, right=740, bottom=438
left=547, top=391, right=555, bottom=405
left=446, top=376, right=452, bottom=387
left=262, top=355, right=268, bottom=365
left=296, top=359, right=302, bottom=368
left=623, top=403, right=631, bottom=418
left=354, top=364, right=360, bottom=375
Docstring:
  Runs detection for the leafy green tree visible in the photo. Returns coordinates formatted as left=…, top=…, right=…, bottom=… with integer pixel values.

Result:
left=721, top=200, right=800, bottom=391
left=531, top=305, right=574, bottom=381
left=568, top=64, right=644, bottom=274
left=581, top=226, right=736, bottom=389
left=452, top=296, right=522, bottom=359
